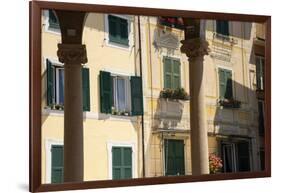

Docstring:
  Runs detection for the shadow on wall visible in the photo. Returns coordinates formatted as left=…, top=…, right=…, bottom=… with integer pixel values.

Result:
left=152, top=98, right=184, bottom=130
left=206, top=21, right=252, bottom=40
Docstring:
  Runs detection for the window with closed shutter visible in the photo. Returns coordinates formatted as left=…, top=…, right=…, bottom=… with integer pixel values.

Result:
left=108, top=15, right=129, bottom=46
left=163, top=57, right=181, bottom=89
left=51, top=145, right=64, bottom=184
left=112, top=147, right=132, bottom=179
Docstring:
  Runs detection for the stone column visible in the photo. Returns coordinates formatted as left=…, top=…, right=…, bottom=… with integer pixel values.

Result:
left=181, top=38, right=210, bottom=175
left=57, top=43, right=87, bottom=182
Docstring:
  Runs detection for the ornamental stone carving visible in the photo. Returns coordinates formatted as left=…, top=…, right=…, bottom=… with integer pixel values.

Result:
left=57, top=44, right=88, bottom=64
left=180, top=38, right=210, bottom=58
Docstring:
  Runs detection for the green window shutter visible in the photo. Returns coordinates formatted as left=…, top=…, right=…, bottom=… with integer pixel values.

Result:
left=130, top=76, right=143, bottom=116
left=219, top=68, right=232, bottom=99
left=172, top=60, right=181, bottom=89
left=46, top=59, right=54, bottom=106
left=119, top=19, right=129, bottom=45
left=82, top=68, right=90, bottom=111
left=112, top=147, right=132, bottom=180
left=219, top=69, right=226, bottom=99
left=225, top=70, right=233, bottom=99
left=108, top=15, right=119, bottom=43
left=123, top=147, right=132, bottom=179
left=51, top=145, right=64, bottom=184
left=237, top=142, right=250, bottom=172
left=164, top=57, right=172, bottom=89
left=165, top=139, right=185, bottom=176
left=100, top=71, right=112, bottom=114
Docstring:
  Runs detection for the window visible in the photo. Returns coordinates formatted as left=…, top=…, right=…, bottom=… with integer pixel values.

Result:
left=46, top=59, right=90, bottom=111
left=48, top=10, right=60, bottom=31
left=256, top=55, right=265, bottom=90
left=51, top=145, right=64, bottom=184
left=218, top=68, right=233, bottom=99
left=99, top=71, right=143, bottom=116
left=108, top=15, right=129, bottom=46
left=164, top=139, right=185, bottom=176
left=258, top=101, right=265, bottom=136
left=163, top=57, right=181, bottom=89
left=112, top=147, right=132, bottom=180
left=221, top=141, right=251, bottom=173
left=112, top=76, right=131, bottom=113
left=216, top=20, right=229, bottom=36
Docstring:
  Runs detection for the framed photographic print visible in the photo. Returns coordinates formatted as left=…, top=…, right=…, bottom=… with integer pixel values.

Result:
left=29, top=0, right=271, bottom=192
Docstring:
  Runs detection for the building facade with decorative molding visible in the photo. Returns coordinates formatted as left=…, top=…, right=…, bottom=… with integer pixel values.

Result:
left=41, top=10, right=265, bottom=183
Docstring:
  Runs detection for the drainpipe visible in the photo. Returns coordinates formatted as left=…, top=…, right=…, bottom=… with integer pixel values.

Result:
left=137, top=15, right=146, bottom=178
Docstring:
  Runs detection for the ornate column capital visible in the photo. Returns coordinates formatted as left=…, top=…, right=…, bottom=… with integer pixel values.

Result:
left=180, top=38, right=210, bottom=58
left=57, top=44, right=88, bottom=64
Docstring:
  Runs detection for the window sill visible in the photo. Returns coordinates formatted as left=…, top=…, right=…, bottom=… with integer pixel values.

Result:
left=99, top=113, right=137, bottom=122
left=213, top=33, right=238, bottom=45
left=105, top=39, right=131, bottom=51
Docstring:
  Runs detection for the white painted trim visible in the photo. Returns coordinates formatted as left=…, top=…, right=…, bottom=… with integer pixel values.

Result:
left=104, top=14, right=134, bottom=51
left=42, top=10, right=61, bottom=36
left=107, top=141, right=137, bottom=179
left=45, top=138, right=63, bottom=184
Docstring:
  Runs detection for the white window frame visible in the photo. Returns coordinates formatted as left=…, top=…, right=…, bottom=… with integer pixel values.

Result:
left=104, top=14, right=133, bottom=50
left=107, top=141, right=137, bottom=179
left=43, top=10, right=61, bottom=35
left=45, top=139, right=63, bottom=184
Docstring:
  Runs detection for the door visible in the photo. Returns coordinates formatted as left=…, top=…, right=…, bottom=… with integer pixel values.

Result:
left=51, top=145, right=64, bottom=183
left=164, top=139, right=185, bottom=176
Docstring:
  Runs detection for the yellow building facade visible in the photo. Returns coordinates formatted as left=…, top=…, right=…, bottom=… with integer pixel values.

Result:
left=41, top=11, right=264, bottom=183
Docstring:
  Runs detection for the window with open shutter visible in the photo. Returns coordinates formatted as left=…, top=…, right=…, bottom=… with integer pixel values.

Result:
left=164, top=57, right=181, bottom=89
left=100, top=71, right=112, bottom=113
left=130, top=76, right=143, bottom=116
left=46, top=59, right=90, bottom=111
left=216, top=20, right=229, bottom=36
left=51, top=145, right=64, bottom=184
left=237, top=141, right=250, bottom=172
left=108, top=15, right=129, bottom=46
left=48, top=10, right=60, bottom=30
left=219, top=68, right=233, bottom=99
left=112, top=147, right=132, bottom=180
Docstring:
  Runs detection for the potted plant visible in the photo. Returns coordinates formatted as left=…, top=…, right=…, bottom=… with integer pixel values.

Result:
left=160, top=88, right=190, bottom=101
left=219, top=98, right=241, bottom=108
left=209, top=154, right=223, bottom=174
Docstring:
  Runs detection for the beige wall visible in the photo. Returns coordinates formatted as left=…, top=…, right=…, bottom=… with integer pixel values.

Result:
left=41, top=10, right=262, bottom=182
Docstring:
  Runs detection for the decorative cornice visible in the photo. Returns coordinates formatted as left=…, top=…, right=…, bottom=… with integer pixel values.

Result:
left=180, top=38, right=210, bottom=58
left=57, top=44, right=88, bottom=64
